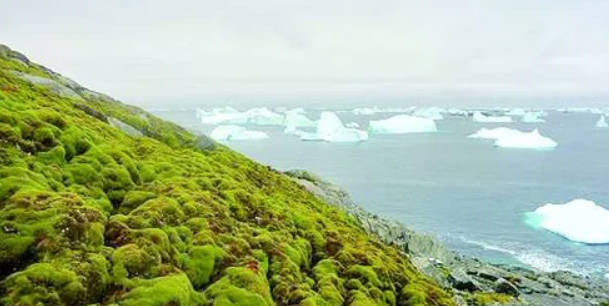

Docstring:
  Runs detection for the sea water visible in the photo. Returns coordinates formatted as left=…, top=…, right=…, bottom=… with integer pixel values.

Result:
left=152, top=108, right=609, bottom=278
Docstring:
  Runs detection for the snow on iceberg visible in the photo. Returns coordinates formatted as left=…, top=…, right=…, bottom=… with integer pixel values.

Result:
left=369, top=115, right=437, bottom=134
left=596, top=115, right=608, bottom=128
left=494, top=129, right=557, bottom=149
left=524, top=199, right=609, bottom=244
left=413, top=107, right=445, bottom=120
left=468, top=127, right=523, bottom=140
left=521, top=112, right=546, bottom=123
left=472, top=111, right=513, bottom=123
left=209, top=125, right=269, bottom=141
left=302, top=112, right=368, bottom=142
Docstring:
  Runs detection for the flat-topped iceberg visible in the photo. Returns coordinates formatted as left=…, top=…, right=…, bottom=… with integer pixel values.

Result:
left=524, top=199, right=609, bottom=244
left=521, top=112, right=546, bottom=123
left=472, top=111, right=513, bottom=123
left=494, top=129, right=557, bottom=149
left=209, top=125, right=269, bottom=141
left=468, top=127, right=523, bottom=140
left=197, top=107, right=285, bottom=126
left=447, top=107, right=469, bottom=117
left=300, top=112, right=368, bottom=142
left=369, top=115, right=437, bottom=134
left=596, top=115, right=608, bottom=128
left=469, top=127, right=557, bottom=149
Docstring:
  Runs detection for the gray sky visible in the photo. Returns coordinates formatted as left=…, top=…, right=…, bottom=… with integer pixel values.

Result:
left=2, top=0, right=609, bottom=107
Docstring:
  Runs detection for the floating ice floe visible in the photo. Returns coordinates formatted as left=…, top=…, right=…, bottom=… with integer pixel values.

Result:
left=301, top=112, right=368, bottom=142
left=209, top=125, right=269, bottom=141
left=413, top=107, right=445, bottom=120
left=521, top=112, right=546, bottom=123
left=197, top=107, right=285, bottom=126
left=494, top=129, right=557, bottom=149
left=468, top=127, right=523, bottom=140
left=596, top=115, right=608, bottom=128
left=369, top=115, right=437, bottom=134
left=472, top=111, right=513, bottom=123
left=469, top=128, right=557, bottom=149
left=524, top=199, right=609, bottom=244
left=345, top=122, right=360, bottom=128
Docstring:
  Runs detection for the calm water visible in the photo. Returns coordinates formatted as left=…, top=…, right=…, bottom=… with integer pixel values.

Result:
left=153, top=108, right=609, bottom=278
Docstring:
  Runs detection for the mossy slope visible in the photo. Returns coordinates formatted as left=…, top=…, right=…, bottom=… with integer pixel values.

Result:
left=0, top=44, right=454, bottom=305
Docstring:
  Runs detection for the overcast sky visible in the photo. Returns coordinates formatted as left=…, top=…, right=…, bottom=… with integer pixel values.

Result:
left=2, top=0, right=609, bottom=107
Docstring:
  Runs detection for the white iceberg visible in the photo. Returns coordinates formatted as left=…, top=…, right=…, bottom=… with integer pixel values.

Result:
left=521, top=112, right=546, bottom=123
left=494, top=129, right=557, bottom=149
left=283, top=110, right=317, bottom=134
left=596, top=115, right=608, bottom=128
left=472, top=111, right=513, bottom=123
left=197, top=107, right=285, bottom=126
left=345, top=122, right=360, bottom=128
left=468, top=127, right=523, bottom=140
left=302, top=112, right=368, bottom=142
left=413, top=107, right=445, bottom=120
left=209, top=125, right=269, bottom=141
left=369, top=115, right=437, bottom=134
left=524, top=199, right=609, bottom=244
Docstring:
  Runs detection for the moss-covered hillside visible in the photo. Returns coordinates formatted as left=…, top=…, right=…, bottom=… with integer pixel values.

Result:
left=0, top=44, right=453, bottom=305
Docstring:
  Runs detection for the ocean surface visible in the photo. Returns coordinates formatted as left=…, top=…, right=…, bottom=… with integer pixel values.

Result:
left=151, top=107, right=609, bottom=278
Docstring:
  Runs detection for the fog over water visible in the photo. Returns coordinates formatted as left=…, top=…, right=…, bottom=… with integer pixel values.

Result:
left=1, top=0, right=609, bottom=107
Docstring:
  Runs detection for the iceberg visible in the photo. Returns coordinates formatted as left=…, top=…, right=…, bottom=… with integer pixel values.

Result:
left=369, top=115, right=437, bottom=134
left=521, top=112, right=546, bottom=123
left=596, top=115, right=608, bottom=128
left=413, top=107, right=445, bottom=120
left=472, top=111, right=513, bottom=123
left=302, top=112, right=368, bottom=142
left=345, top=122, right=360, bottom=128
left=494, top=129, right=557, bottom=149
left=524, top=199, right=609, bottom=244
left=468, top=127, right=523, bottom=140
left=352, top=106, right=414, bottom=115
left=209, top=125, right=269, bottom=141
left=283, top=110, right=317, bottom=134
left=197, top=107, right=285, bottom=126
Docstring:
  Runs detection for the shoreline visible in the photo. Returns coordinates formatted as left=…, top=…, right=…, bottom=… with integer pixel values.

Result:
left=285, top=169, right=609, bottom=305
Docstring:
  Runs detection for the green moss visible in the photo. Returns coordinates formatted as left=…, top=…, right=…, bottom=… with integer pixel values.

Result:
left=0, top=45, right=454, bottom=306
left=117, top=273, right=203, bottom=306
left=203, top=267, right=273, bottom=306
left=472, top=292, right=513, bottom=305
left=180, top=245, right=225, bottom=288
left=1, top=263, right=85, bottom=305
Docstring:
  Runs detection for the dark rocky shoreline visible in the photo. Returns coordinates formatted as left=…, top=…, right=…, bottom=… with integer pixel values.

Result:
left=285, top=169, right=609, bottom=305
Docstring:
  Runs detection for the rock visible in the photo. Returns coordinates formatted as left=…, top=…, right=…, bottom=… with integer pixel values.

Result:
left=449, top=269, right=481, bottom=292
left=108, top=117, right=143, bottom=137
left=495, top=278, right=520, bottom=296
left=195, top=135, right=216, bottom=151
left=74, top=104, right=109, bottom=123
left=12, top=71, right=83, bottom=100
